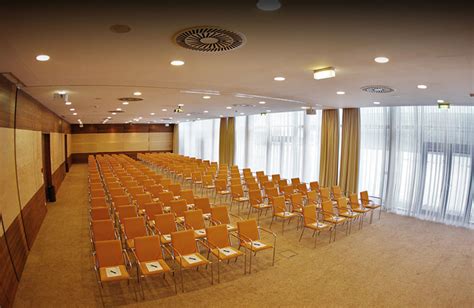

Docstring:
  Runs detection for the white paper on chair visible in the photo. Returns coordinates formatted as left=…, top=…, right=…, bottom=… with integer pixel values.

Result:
left=251, top=241, right=266, bottom=249
left=183, top=254, right=201, bottom=264
left=162, top=234, right=171, bottom=241
left=282, top=211, right=293, bottom=217
left=203, top=213, right=211, bottom=219
left=145, top=261, right=163, bottom=272
left=194, top=229, right=206, bottom=235
left=226, top=224, right=235, bottom=230
left=105, top=266, right=122, bottom=278
left=219, top=247, right=235, bottom=256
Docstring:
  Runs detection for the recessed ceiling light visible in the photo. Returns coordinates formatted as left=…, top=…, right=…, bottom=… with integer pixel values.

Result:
left=259, top=101, right=266, bottom=105
left=186, top=113, right=191, bottom=116
left=133, top=91, right=142, bottom=96
left=36, top=54, right=50, bottom=62
left=122, top=101, right=129, bottom=105
left=437, top=99, right=444, bottom=103
left=162, top=109, right=167, bottom=112
left=116, top=108, right=122, bottom=111
left=112, top=112, right=117, bottom=115
left=373, top=101, right=381, bottom=105
left=203, top=96, right=211, bottom=99
left=169, top=117, right=173, bottom=120
left=219, top=115, right=223, bottom=117
left=57, top=90, right=67, bottom=95
left=178, top=104, right=184, bottom=107
left=72, top=112, right=77, bottom=115
left=170, top=60, right=185, bottom=66
left=301, top=106, right=311, bottom=110
left=313, top=67, right=336, bottom=80
left=417, top=85, right=428, bottom=89
left=165, top=123, right=170, bottom=127
left=257, top=0, right=281, bottom=11
left=226, top=106, right=232, bottom=109
left=65, top=101, right=72, bottom=105
left=266, top=110, right=271, bottom=112
left=240, top=112, right=245, bottom=115
left=69, top=108, right=75, bottom=111
left=274, top=76, right=285, bottom=81
left=138, top=116, right=143, bottom=119
left=197, top=118, right=201, bottom=120
left=150, top=112, right=155, bottom=115
left=336, top=91, right=345, bottom=95
left=203, top=110, right=209, bottom=113
left=107, top=117, right=112, bottom=119
left=374, top=56, right=389, bottom=63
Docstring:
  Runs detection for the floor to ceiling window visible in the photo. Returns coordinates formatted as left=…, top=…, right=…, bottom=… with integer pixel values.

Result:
left=359, top=105, right=474, bottom=228
left=234, top=111, right=322, bottom=182
left=178, top=119, right=220, bottom=162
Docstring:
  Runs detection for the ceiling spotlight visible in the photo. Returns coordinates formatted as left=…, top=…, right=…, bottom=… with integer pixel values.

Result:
left=138, top=116, right=143, bottom=119
left=65, top=101, right=72, bottom=105
left=134, top=118, right=139, bottom=122
left=240, top=112, right=245, bottom=115
left=186, top=113, right=191, bottom=116
left=72, top=112, right=77, bottom=115
left=417, top=85, right=427, bottom=89
left=170, top=60, right=185, bottom=66
left=57, top=90, right=67, bottom=95
left=107, top=116, right=112, bottom=119
left=301, top=106, right=310, bottom=110
left=36, top=54, right=50, bottom=61
left=336, top=91, right=345, bottom=95
left=197, top=118, right=201, bottom=120
left=266, top=110, right=272, bottom=112
left=259, top=101, right=266, bottom=105
left=69, top=108, right=75, bottom=111
left=162, top=109, right=167, bottom=112
left=165, top=123, right=170, bottom=127
left=226, top=106, right=232, bottom=109
left=116, top=108, right=122, bottom=111
left=122, top=101, right=129, bottom=105
left=133, top=91, right=142, bottom=96
left=112, top=112, right=117, bottom=115
left=219, top=115, right=223, bottom=117
left=256, top=0, right=281, bottom=11
left=374, top=56, right=389, bottom=63
left=274, top=76, right=285, bottom=81
left=150, top=112, right=155, bottom=115
left=313, top=67, right=336, bottom=80
left=373, top=101, right=381, bottom=105
left=203, top=96, right=211, bottom=99
left=203, top=110, right=209, bottom=113
left=437, top=99, right=445, bottom=103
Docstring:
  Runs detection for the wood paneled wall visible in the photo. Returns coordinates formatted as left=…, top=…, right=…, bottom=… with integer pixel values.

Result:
left=0, top=74, right=70, bottom=307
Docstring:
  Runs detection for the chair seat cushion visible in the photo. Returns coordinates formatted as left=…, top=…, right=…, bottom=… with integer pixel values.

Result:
left=175, top=253, right=209, bottom=268
left=211, top=246, right=243, bottom=260
left=139, top=259, right=170, bottom=276
left=99, top=265, right=130, bottom=282
left=242, top=240, right=273, bottom=252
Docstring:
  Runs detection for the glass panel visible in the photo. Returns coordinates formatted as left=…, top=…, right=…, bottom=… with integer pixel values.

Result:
left=446, top=154, right=471, bottom=216
left=421, top=152, right=445, bottom=212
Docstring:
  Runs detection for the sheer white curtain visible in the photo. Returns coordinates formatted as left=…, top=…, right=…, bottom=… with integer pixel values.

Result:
left=234, top=111, right=322, bottom=182
left=178, top=119, right=220, bottom=162
left=359, top=105, right=474, bottom=228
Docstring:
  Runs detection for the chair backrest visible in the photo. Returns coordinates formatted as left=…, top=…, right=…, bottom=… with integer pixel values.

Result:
left=171, top=230, right=196, bottom=255
left=168, top=183, right=182, bottom=196
left=90, top=197, right=107, bottom=208
left=95, top=240, right=124, bottom=267
left=266, top=187, right=279, bottom=201
left=135, top=194, right=153, bottom=208
left=310, top=181, right=320, bottom=192
left=349, top=193, right=359, bottom=209
left=332, top=186, right=343, bottom=199
left=90, top=189, right=106, bottom=198
left=112, top=195, right=130, bottom=207
left=303, top=205, right=317, bottom=225
left=291, top=193, right=303, bottom=211
left=237, top=219, right=259, bottom=241
left=206, top=224, right=230, bottom=248
left=154, top=213, right=177, bottom=234
left=271, top=174, right=281, bottom=183
left=320, top=187, right=331, bottom=202
left=283, top=185, right=293, bottom=197
left=180, top=189, right=195, bottom=205
left=106, top=182, right=121, bottom=190
left=144, top=202, right=163, bottom=218
left=123, top=217, right=148, bottom=239
left=231, top=184, right=244, bottom=197
left=148, top=184, right=164, bottom=198
left=92, top=219, right=116, bottom=241
left=230, top=178, right=241, bottom=186
left=255, top=171, right=264, bottom=178
left=263, top=181, right=274, bottom=190
left=215, top=179, right=227, bottom=191
left=202, top=175, right=213, bottom=186
left=298, top=183, right=308, bottom=194
left=307, top=190, right=318, bottom=204
left=321, top=200, right=334, bottom=219
left=90, top=183, right=103, bottom=191
left=135, top=235, right=163, bottom=262
left=336, top=197, right=349, bottom=214
left=272, top=196, right=286, bottom=213
left=116, top=205, right=138, bottom=220
left=291, top=178, right=300, bottom=187
left=360, top=191, right=370, bottom=205
left=278, top=179, right=288, bottom=188
left=194, top=197, right=211, bottom=214
left=170, top=199, right=187, bottom=218
left=157, top=191, right=174, bottom=206
left=184, top=209, right=205, bottom=229
left=90, top=207, right=110, bottom=220
left=128, top=186, right=145, bottom=196
left=247, top=182, right=260, bottom=191
left=249, top=190, right=263, bottom=205
left=210, top=206, right=230, bottom=224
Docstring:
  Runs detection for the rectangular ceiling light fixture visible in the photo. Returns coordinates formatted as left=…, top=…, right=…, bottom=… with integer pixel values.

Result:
left=313, top=67, right=336, bottom=80
left=438, top=102, right=450, bottom=109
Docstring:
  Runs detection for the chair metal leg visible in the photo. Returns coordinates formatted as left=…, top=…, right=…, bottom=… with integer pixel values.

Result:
left=299, top=227, right=305, bottom=241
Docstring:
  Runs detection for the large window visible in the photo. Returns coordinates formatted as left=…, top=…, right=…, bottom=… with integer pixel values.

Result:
left=235, top=111, right=322, bottom=183
left=178, top=119, right=220, bottom=162
left=359, top=105, right=474, bottom=228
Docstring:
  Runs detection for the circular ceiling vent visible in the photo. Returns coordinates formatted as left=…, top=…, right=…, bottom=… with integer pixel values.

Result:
left=174, top=26, right=246, bottom=52
left=118, top=97, right=143, bottom=102
left=361, top=85, right=394, bottom=94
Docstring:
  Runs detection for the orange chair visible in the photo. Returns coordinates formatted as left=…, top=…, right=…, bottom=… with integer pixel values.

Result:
left=134, top=194, right=153, bottom=209
left=148, top=185, right=164, bottom=199
left=271, top=174, right=280, bottom=184
left=143, top=202, right=163, bottom=226
left=309, top=181, right=320, bottom=192
left=237, top=219, right=276, bottom=274
left=201, top=175, right=215, bottom=196
left=349, top=193, right=370, bottom=228
left=184, top=209, right=207, bottom=239
left=332, top=185, right=348, bottom=201
left=108, top=187, right=127, bottom=197
left=270, top=196, right=298, bottom=234
left=171, top=230, right=213, bottom=292
left=170, top=199, right=188, bottom=224
left=321, top=200, right=347, bottom=242
left=291, top=178, right=300, bottom=189
left=154, top=213, right=177, bottom=245
left=205, top=224, right=244, bottom=282
left=194, top=197, right=212, bottom=219
left=247, top=182, right=260, bottom=192
left=91, top=197, right=108, bottom=208
left=112, top=195, right=131, bottom=208
left=191, top=172, right=203, bottom=191
left=299, top=205, right=332, bottom=247
left=90, top=189, right=106, bottom=199
left=307, top=190, right=320, bottom=208
left=168, top=183, right=182, bottom=197
left=123, top=217, right=149, bottom=249
left=91, top=207, right=111, bottom=221
left=157, top=191, right=175, bottom=211
left=128, top=186, right=146, bottom=198
left=336, top=197, right=361, bottom=233
left=214, top=179, right=230, bottom=204
left=282, top=185, right=294, bottom=201
left=91, top=219, right=118, bottom=243
left=210, top=206, right=239, bottom=232
left=297, top=183, right=309, bottom=197
left=319, top=187, right=332, bottom=203
left=133, top=235, right=176, bottom=297
left=360, top=191, right=382, bottom=223
left=265, top=187, right=280, bottom=205
left=230, top=184, right=248, bottom=215
left=290, top=193, right=304, bottom=214
left=248, top=189, right=272, bottom=222
left=180, top=189, right=195, bottom=207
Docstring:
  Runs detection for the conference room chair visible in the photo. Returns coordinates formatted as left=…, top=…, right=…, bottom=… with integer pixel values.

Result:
left=306, top=190, right=320, bottom=209
left=271, top=174, right=280, bottom=184
left=270, top=196, right=298, bottom=234
left=143, top=202, right=164, bottom=226
left=90, top=197, right=108, bottom=208
left=154, top=213, right=177, bottom=245
left=109, top=187, right=127, bottom=198
left=123, top=181, right=140, bottom=190
left=184, top=209, right=207, bottom=239
left=255, top=171, right=265, bottom=178
left=142, top=179, right=155, bottom=189
left=106, top=182, right=122, bottom=190
left=157, top=191, right=175, bottom=211
left=230, top=184, right=249, bottom=215
left=360, top=191, right=382, bottom=223
left=90, top=183, right=104, bottom=191
left=214, top=179, right=230, bottom=204
left=263, top=181, right=275, bottom=191
left=112, top=195, right=131, bottom=209
left=265, top=187, right=280, bottom=205
left=319, top=187, right=332, bottom=203
left=278, top=179, right=288, bottom=190
left=321, top=200, right=348, bottom=242
left=128, top=186, right=146, bottom=199
left=171, top=230, right=213, bottom=292
left=309, top=181, right=320, bottom=192
left=204, top=224, right=245, bottom=282
left=90, top=189, right=107, bottom=199
left=248, top=189, right=272, bottom=222
left=299, top=205, right=333, bottom=247
left=335, top=197, right=361, bottom=233
left=194, top=197, right=212, bottom=219
left=93, top=240, right=135, bottom=303
left=201, top=175, right=215, bottom=196
left=348, top=193, right=370, bottom=228
left=133, top=235, right=176, bottom=298
left=291, top=178, right=300, bottom=189
left=332, top=185, right=348, bottom=201
left=91, top=219, right=119, bottom=250
left=282, top=185, right=294, bottom=202
left=191, top=172, right=203, bottom=191
left=115, top=205, right=139, bottom=231
left=290, top=193, right=304, bottom=214
left=230, top=177, right=242, bottom=187
left=161, top=178, right=172, bottom=190
left=246, top=182, right=260, bottom=192
left=180, top=189, right=195, bottom=207
left=91, top=207, right=112, bottom=221
left=123, top=217, right=149, bottom=250
left=170, top=199, right=188, bottom=224
left=210, top=205, right=240, bottom=232
left=297, top=183, right=309, bottom=198
left=168, top=183, right=182, bottom=197
left=134, top=193, right=153, bottom=209
left=237, top=219, right=276, bottom=274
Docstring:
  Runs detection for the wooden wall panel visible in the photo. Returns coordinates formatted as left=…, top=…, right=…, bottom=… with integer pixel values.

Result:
left=21, top=186, right=47, bottom=248
left=4, top=216, right=28, bottom=278
left=0, top=231, right=18, bottom=308
left=71, top=123, right=174, bottom=134
left=52, top=162, right=66, bottom=191
left=71, top=150, right=171, bottom=163
left=0, top=77, right=15, bottom=129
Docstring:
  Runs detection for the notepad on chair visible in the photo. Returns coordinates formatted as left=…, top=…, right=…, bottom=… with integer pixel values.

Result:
left=162, top=234, right=171, bottom=241
left=183, top=254, right=201, bottom=264
left=251, top=241, right=266, bottom=248
left=219, top=247, right=235, bottom=256
left=194, top=229, right=206, bottom=235
left=105, top=266, right=122, bottom=278
left=145, top=261, right=163, bottom=272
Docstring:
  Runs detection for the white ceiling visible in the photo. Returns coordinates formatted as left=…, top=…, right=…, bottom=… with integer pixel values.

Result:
left=0, top=1, right=472, bottom=124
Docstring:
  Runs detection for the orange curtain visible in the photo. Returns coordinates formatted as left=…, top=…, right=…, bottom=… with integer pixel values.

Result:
left=339, top=108, right=360, bottom=194
left=319, top=109, right=339, bottom=187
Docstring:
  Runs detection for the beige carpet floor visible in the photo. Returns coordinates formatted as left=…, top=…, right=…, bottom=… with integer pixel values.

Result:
left=14, top=164, right=474, bottom=307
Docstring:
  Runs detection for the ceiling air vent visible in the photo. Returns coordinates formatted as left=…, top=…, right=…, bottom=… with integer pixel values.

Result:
left=361, top=85, right=394, bottom=94
left=118, top=97, right=143, bottom=102
left=174, top=26, right=246, bottom=52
